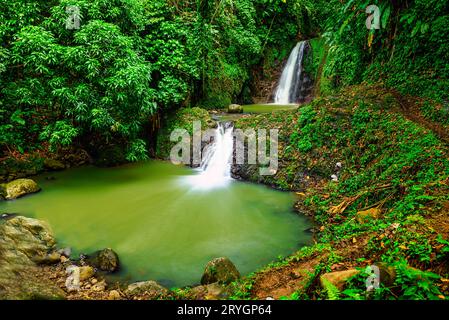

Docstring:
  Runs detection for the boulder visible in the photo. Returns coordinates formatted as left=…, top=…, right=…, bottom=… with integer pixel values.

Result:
left=125, top=280, right=168, bottom=298
left=228, top=104, right=243, bottom=114
left=79, top=266, right=95, bottom=281
left=201, top=257, right=240, bottom=285
left=87, top=248, right=119, bottom=272
left=320, top=269, right=359, bottom=290
left=44, top=158, right=65, bottom=171
left=3, top=179, right=40, bottom=200
left=356, top=208, right=382, bottom=223
left=0, top=216, right=64, bottom=299
left=0, top=216, right=55, bottom=262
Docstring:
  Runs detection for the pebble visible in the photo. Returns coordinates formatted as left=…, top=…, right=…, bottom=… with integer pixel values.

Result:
left=91, top=278, right=98, bottom=285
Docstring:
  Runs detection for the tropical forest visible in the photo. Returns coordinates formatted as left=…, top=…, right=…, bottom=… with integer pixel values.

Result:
left=1, top=0, right=449, bottom=304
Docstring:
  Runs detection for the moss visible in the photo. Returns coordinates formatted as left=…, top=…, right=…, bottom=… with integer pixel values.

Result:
left=156, top=107, right=214, bottom=159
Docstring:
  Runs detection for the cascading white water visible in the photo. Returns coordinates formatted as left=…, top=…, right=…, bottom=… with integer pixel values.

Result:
left=186, top=122, right=234, bottom=189
left=274, top=41, right=308, bottom=104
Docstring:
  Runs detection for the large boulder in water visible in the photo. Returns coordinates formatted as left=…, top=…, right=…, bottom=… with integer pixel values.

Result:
left=201, top=257, right=240, bottom=285
left=2, top=178, right=40, bottom=200
left=87, top=248, right=120, bottom=272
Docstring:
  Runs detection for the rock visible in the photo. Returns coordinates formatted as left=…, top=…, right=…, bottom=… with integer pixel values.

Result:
left=356, top=208, right=382, bottom=223
left=377, top=263, right=396, bottom=287
left=189, top=283, right=229, bottom=300
left=79, top=266, right=95, bottom=281
left=0, top=216, right=64, bottom=299
left=44, top=158, right=65, bottom=171
left=3, top=179, right=41, bottom=200
left=320, top=269, right=359, bottom=290
left=331, top=174, right=338, bottom=182
left=58, top=247, right=72, bottom=258
left=60, top=256, right=69, bottom=263
left=201, top=257, right=240, bottom=285
left=92, top=280, right=107, bottom=292
left=108, top=290, right=122, bottom=300
left=228, top=104, right=243, bottom=114
left=88, top=248, right=119, bottom=272
left=0, top=216, right=55, bottom=262
left=125, top=281, right=168, bottom=297
left=91, top=278, right=98, bottom=285
left=35, top=251, right=61, bottom=265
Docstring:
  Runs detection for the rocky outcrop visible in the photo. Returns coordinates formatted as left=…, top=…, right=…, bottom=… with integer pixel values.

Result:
left=0, top=216, right=65, bottom=299
left=1, top=178, right=41, bottom=200
left=201, top=257, right=240, bottom=285
left=87, top=248, right=120, bottom=272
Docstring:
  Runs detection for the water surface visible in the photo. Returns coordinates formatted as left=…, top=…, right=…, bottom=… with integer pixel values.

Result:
left=0, top=161, right=311, bottom=287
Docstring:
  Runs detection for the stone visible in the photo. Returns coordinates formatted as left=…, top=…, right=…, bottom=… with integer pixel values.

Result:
left=0, top=216, right=55, bottom=262
left=58, top=247, right=72, bottom=257
left=108, top=290, right=121, bottom=300
left=320, top=269, right=359, bottom=290
left=0, top=216, right=64, bottom=299
left=44, top=158, right=65, bottom=171
left=228, top=104, right=243, bottom=114
left=92, top=280, right=107, bottom=292
left=356, top=208, right=382, bottom=223
left=189, top=283, right=229, bottom=300
left=79, top=266, right=95, bottom=281
left=88, top=248, right=119, bottom=272
left=3, top=179, right=41, bottom=200
left=125, top=280, right=168, bottom=297
left=201, top=257, right=240, bottom=285
left=35, top=251, right=61, bottom=265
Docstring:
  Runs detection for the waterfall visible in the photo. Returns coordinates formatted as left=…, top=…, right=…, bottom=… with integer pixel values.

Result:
left=274, top=41, right=308, bottom=104
left=186, top=122, right=234, bottom=189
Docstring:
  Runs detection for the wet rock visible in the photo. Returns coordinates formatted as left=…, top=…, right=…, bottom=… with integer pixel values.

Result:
left=320, top=269, right=359, bottom=290
left=44, top=158, right=65, bottom=171
left=356, top=208, right=382, bottom=223
left=3, top=179, right=40, bottom=200
left=79, top=266, right=95, bottom=281
left=87, top=248, right=119, bottom=272
left=125, top=280, right=168, bottom=297
left=201, top=257, right=240, bottom=285
left=228, top=104, right=243, bottom=114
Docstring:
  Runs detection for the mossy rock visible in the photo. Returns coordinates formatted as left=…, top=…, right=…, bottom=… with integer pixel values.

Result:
left=201, top=257, right=240, bottom=285
left=3, top=179, right=41, bottom=200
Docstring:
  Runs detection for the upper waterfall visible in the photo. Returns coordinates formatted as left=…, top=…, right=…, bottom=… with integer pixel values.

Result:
left=274, top=41, right=309, bottom=104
